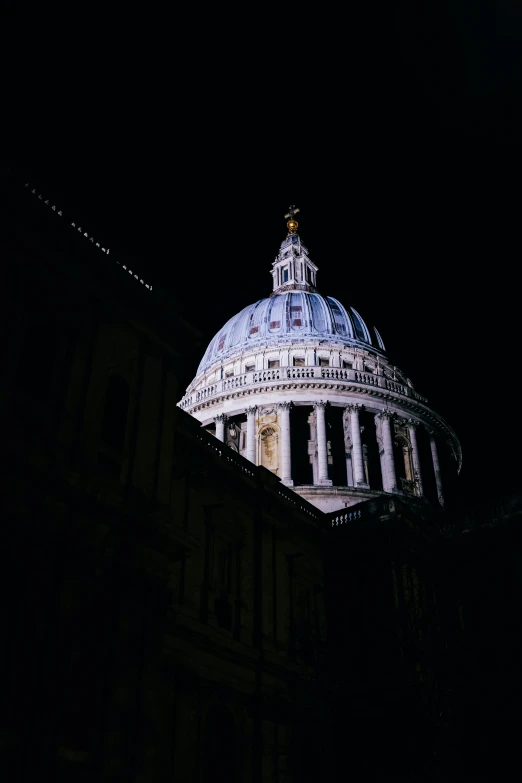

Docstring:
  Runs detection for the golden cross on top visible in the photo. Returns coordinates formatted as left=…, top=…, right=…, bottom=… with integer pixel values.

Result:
left=284, top=205, right=300, bottom=220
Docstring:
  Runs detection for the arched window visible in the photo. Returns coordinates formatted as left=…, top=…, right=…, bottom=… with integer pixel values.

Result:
left=101, top=375, right=129, bottom=452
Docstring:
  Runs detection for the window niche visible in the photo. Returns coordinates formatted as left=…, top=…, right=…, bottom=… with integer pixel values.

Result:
left=293, top=356, right=305, bottom=367
left=318, top=357, right=329, bottom=367
left=268, top=359, right=280, bottom=369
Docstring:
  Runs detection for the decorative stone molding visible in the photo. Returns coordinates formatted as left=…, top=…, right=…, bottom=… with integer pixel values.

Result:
left=259, top=405, right=278, bottom=415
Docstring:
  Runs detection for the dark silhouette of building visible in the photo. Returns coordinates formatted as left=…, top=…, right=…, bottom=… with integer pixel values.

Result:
left=0, top=172, right=334, bottom=781
left=2, top=169, right=521, bottom=781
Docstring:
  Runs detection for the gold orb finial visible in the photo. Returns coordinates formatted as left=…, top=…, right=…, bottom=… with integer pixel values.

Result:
left=284, top=205, right=300, bottom=236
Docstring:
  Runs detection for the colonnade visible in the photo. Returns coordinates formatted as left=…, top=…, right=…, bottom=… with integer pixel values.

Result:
left=213, top=402, right=445, bottom=506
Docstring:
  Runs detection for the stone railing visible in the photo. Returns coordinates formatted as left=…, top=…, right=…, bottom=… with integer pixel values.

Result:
left=190, top=420, right=322, bottom=521
left=273, top=484, right=323, bottom=521
left=194, top=429, right=256, bottom=480
left=329, top=507, right=364, bottom=527
left=179, top=366, right=428, bottom=409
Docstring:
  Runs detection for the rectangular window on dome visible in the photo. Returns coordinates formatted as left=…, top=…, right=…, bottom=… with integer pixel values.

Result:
left=293, top=357, right=305, bottom=366
left=245, top=363, right=255, bottom=372
left=283, top=268, right=289, bottom=282
left=268, top=360, right=280, bottom=369
left=218, top=336, right=225, bottom=351
left=270, top=320, right=281, bottom=329
left=249, top=326, right=259, bottom=334
left=318, top=357, right=329, bottom=367
left=292, top=319, right=302, bottom=327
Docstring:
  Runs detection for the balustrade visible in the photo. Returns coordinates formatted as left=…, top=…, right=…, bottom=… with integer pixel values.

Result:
left=180, top=364, right=426, bottom=410
left=330, top=508, right=363, bottom=527
left=254, top=368, right=281, bottom=382
left=384, top=379, right=407, bottom=395
left=287, top=366, right=316, bottom=379
left=192, top=428, right=322, bottom=518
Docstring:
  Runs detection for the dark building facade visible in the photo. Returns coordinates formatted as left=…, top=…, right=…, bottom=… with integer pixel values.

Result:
left=2, top=172, right=521, bottom=781
left=0, top=176, right=334, bottom=782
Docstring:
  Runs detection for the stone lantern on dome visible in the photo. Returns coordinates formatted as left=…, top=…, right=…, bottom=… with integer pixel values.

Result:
left=178, top=208, right=461, bottom=513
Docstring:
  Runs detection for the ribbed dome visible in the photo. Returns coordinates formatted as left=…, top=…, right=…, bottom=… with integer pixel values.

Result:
left=196, top=292, right=386, bottom=376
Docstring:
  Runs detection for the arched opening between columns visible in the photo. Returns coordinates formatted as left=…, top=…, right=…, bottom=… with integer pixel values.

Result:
left=258, top=424, right=280, bottom=475
left=290, top=405, right=314, bottom=485
left=417, top=427, right=438, bottom=505
left=360, top=410, right=383, bottom=491
left=326, top=405, right=346, bottom=485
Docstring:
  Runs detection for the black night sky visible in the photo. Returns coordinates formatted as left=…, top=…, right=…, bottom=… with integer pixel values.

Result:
left=5, top=2, right=522, bottom=504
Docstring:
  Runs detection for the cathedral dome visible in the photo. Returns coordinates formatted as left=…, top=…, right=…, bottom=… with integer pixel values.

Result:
left=180, top=206, right=461, bottom=516
left=196, top=292, right=386, bottom=377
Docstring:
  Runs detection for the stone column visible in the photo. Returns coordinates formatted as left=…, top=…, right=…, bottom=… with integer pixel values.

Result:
left=347, top=404, right=365, bottom=486
left=214, top=413, right=227, bottom=442
left=407, top=419, right=424, bottom=496
left=246, top=406, right=257, bottom=464
left=314, top=401, right=332, bottom=485
left=278, top=402, right=293, bottom=485
left=377, top=411, right=397, bottom=492
left=428, top=429, right=444, bottom=507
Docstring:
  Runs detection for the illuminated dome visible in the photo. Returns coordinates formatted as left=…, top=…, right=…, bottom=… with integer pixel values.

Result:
left=179, top=207, right=461, bottom=515
left=196, top=293, right=386, bottom=377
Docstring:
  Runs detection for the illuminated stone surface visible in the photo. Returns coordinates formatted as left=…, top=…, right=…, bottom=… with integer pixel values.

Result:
left=180, top=214, right=461, bottom=513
